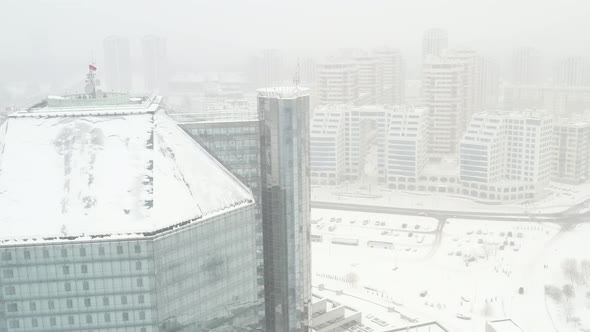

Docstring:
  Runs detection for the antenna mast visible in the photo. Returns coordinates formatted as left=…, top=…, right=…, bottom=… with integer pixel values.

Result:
left=293, top=58, right=300, bottom=87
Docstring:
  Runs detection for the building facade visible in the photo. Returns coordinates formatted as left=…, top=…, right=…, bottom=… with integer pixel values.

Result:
left=103, top=36, right=132, bottom=92
left=422, top=56, right=465, bottom=156
left=552, top=118, right=590, bottom=184
left=0, top=95, right=261, bottom=331
left=316, top=61, right=359, bottom=105
left=386, top=107, right=429, bottom=188
left=310, top=109, right=346, bottom=185
left=141, top=35, right=167, bottom=93
left=257, top=87, right=311, bottom=332
left=459, top=111, right=553, bottom=202
left=422, top=28, right=448, bottom=58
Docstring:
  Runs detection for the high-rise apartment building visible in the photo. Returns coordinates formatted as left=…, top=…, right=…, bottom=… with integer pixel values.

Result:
left=257, top=87, right=311, bottom=332
left=386, top=107, right=429, bottom=187
left=311, top=105, right=428, bottom=185
left=141, top=35, right=167, bottom=93
left=317, top=60, right=359, bottom=105
left=354, top=55, right=384, bottom=104
left=553, top=56, right=589, bottom=87
left=443, top=48, right=483, bottom=127
left=422, top=56, right=465, bottom=156
left=0, top=94, right=261, bottom=331
left=310, top=108, right=346, bottom=185
left=460, top=111, right=553, bottom=202
left=422, top=28, right=448, bottom=58
left=249, top=49, right=285, bottom=89
left=103, top=36, right=132, bottom=92
left=511, top=47, right=540, bottom=85
left=375, top=48, right=405, bottom=105
left=552, top=118, right=590, bottom=184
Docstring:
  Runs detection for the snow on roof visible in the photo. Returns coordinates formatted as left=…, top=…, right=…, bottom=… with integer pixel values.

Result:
left=487, top=319, right=524, bottom=332
left=0, top=96, right=253, bottom=244
left=257, top=86, right=310, bottom=99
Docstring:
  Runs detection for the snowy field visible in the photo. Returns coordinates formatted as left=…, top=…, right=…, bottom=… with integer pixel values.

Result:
left=311, top=208, right=590, bottom=332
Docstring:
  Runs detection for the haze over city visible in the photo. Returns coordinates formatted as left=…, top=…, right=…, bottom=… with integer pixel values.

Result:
left=1, top=1, right=590, bottom=332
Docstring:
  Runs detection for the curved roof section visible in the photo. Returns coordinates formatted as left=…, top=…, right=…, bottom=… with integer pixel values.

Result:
left=0, top=97, right=253, bottom=242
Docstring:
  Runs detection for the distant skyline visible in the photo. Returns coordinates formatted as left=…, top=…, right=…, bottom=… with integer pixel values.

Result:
left=1, top=1, right=589, bottom=75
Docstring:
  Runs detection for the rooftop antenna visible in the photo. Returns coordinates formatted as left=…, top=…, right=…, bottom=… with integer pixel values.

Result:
left=85, top=61, right=97, bottom=98
left=293, top=58, right=300, bottom=87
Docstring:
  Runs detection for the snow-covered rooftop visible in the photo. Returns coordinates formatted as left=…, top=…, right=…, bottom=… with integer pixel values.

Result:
left=0, top=95, right=253, bottom=244
left=257, top=86, right=310, bottom=99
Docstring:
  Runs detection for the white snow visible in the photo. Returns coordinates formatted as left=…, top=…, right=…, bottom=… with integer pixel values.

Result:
left=310, top=207, right=582, bottom=332
left=0, top=97, right=253, bottom=243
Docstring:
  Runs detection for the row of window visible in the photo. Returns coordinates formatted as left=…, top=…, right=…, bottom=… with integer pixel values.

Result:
left=5, top=294, right=148, bottom=314
left=1, top=244, right=144, bottom=262
left=8, top=311, right=148, bottom=329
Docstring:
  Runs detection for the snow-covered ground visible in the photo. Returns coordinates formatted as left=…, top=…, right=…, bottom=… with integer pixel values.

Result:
left=312, top=208, right=590, bottom=332
left=312, top=182, right=590, bottom=215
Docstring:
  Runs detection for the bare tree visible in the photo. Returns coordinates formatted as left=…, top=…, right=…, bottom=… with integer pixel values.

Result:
left=545, top=285, right=563, bottom=303
left=562, top=284, right=575, bottom=322
left=580, top=260, right=590, bottom=285
left=561, top=258, right=581, bottom=287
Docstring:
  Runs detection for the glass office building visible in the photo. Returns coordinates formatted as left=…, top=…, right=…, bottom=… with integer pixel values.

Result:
left=170, top=110, right=266, bottom=329
left=257, top=87, right=312, bottom=332
left=0, top=95, right=260, bottom=332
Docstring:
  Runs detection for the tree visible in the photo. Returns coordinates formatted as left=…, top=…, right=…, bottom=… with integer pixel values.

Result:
left=562, top=284, right=576, bottom=322
left=544, top=285, right=563, bottom=303
left=561, top=258, right=581, bottom=287
left=580, top=260, right=590, bottom=285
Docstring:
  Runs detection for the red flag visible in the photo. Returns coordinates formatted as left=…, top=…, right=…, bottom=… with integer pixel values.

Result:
left=89, top=64, right=97, bottom=71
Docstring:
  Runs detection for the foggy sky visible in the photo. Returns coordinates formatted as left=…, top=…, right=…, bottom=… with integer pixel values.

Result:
left=1, top=0, right=589, bottom=82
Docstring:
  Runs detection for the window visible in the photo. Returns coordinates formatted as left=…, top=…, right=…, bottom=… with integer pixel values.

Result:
left=85, top=315, right=93, bottom=324
left=43, top=250, right=49, bottom=258
left=134, top=244, right=141, bottom=254
left=29, top=302, right=37, bottom=311
left=64, top=282, right=71, bottom=292
left=68, top=316, right=75, bottom=325
left=135, top=261, right=142, bottom=271
left=116, top=246, right=123, bottom=255
left=79, top=247, right=87, bottom=257
left=138, top=295, right=145, bottom=304
left=121, top=296, right=128, bottom=305
left=67, top=299, right=73, bottom=309
left=7, top=303, right=18, bottom=312
left=5, top=286, right=15, bottom=295
left=81, top=265, right=88, bottom=274
left=84, top=298, right=91, bottom=307
left=24, top=251, right=31, bottom=260
left=104, top=313, right=111, bottom=322
left=61, top=249, right=68, bottom=258
left=63, top=266, right=70, bottom=274
left=103, top=297, right=110, bottom=306
left=31, top=318, right=38, bottom=328
left=9, top=320, right=19, bottom=328
left=48, top=300, right=55, bottom=310
left=83, top=281, right=89, bottom=290
left=50, top=317, right=56, bottom=326
left=3, top=269, right=14, bottom=278
left=137, top=278, right=144, bottom=287
left=139, top=311, right=146, bottom=320
left=1, top=252, right=12, bottom=261
left=122, top=312, right=129, bottom=321
left=98, top=247, right=105, bottom=256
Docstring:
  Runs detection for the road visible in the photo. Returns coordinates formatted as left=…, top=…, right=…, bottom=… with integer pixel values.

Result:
left=312, top=200, right=590, bottom=225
